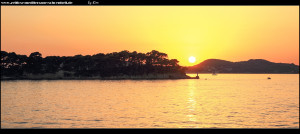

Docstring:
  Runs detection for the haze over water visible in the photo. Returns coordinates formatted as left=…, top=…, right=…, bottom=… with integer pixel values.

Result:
left=1, top=74, right=299, bottom=128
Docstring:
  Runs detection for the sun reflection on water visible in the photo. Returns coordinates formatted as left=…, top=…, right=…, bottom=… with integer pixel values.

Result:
left=186, top=80, right=197, bottom=123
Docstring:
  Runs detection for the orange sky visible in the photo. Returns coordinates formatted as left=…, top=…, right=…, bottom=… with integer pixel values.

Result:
left=1, top=6, right=299, bottom=66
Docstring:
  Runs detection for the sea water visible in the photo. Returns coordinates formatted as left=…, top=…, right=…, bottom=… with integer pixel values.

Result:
left=1, top=74, right=299, bottom=128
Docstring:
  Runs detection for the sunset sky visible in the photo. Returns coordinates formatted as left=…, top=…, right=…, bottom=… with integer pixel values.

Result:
left=1, top=6, right=299, bottom=66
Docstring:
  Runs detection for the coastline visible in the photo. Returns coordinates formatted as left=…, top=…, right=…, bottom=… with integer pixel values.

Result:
left=1, top=72, right=196, bottom=80
left=2, top=72, right=298, bottom=81
left=2, top=73, right=298, bottom=81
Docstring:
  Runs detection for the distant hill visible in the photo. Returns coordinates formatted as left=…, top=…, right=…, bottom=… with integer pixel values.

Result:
left=186, top=59, right=299, bottom=74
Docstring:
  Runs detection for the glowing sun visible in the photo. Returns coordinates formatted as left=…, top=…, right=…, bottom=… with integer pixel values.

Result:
left=189, top=56, right=196, bottom=63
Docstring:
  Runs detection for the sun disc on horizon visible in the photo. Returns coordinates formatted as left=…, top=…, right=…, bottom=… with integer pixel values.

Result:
left=189, top=56, right=196, bottom=63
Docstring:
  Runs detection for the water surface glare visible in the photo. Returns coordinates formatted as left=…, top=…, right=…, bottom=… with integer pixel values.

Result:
left=1, top=74, right=299, bottom=128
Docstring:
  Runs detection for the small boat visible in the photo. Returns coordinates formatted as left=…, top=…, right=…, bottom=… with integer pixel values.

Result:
left=195, top=73, right=199, bottom=79
left=267, top=77, right=271, bottom=79
left=212, top=71, right=217, bottom=75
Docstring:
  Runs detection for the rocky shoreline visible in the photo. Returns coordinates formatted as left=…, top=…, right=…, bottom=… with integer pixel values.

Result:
left=1, top=73, right=197, bottom=80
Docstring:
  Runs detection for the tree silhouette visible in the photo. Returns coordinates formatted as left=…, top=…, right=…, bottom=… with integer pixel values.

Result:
left=1, top=50, right=186, bottom=78
left=26, top=52, right=43, bottom=74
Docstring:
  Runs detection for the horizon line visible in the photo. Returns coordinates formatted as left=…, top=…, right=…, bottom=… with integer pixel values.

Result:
left=2, top=50, right=299, bottom=66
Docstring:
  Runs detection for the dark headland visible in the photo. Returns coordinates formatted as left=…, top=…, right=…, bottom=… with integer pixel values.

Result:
left=1, top=50, right=191, bottom=80
left=1, top=51, right=298, bottom=80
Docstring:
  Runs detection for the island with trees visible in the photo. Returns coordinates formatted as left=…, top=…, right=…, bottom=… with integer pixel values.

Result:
left=1, top=50, right=191, bottom=80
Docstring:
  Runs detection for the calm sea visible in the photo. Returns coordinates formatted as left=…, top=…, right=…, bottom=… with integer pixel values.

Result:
left=1, top=74, right=299, bottom=128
